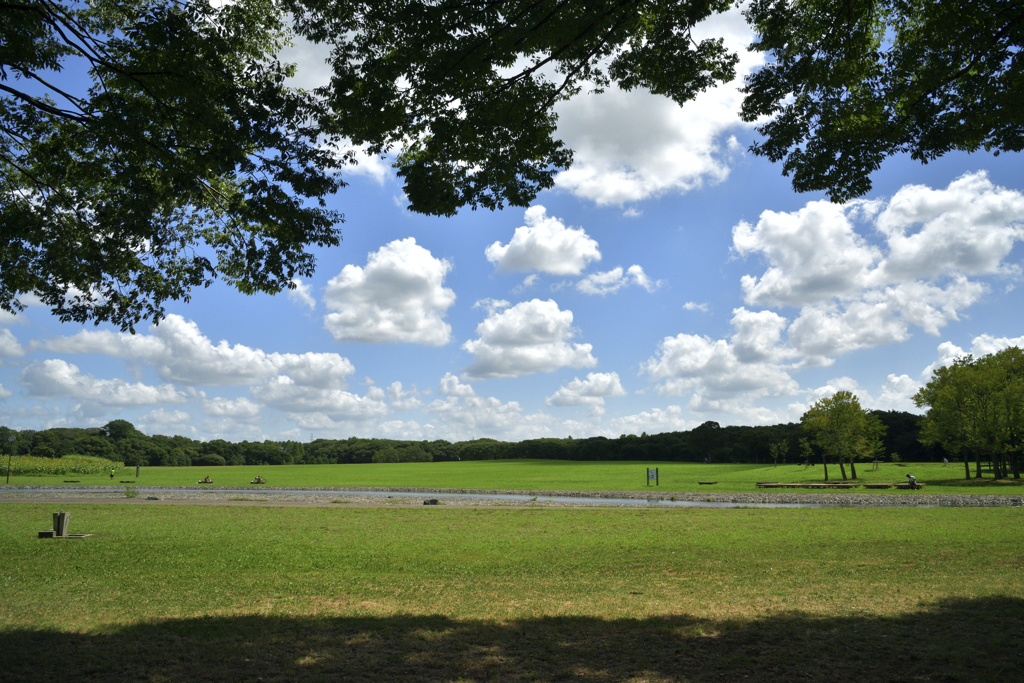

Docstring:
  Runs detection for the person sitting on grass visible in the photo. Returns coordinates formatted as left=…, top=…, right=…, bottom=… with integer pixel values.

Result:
left=197, top=476, right=212, bottom=484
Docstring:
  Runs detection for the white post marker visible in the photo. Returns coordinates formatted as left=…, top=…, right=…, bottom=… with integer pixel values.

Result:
left=647, top=467, right=659, bottom=486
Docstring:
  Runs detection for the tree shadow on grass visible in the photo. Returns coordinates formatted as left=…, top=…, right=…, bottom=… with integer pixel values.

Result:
left=2, top=596, right=1021, bottom=682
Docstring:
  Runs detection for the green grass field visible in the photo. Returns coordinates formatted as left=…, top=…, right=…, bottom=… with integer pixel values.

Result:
left=5, top=459, right=1022, bottom=495
left=1, top=503, right=1022, bottom=681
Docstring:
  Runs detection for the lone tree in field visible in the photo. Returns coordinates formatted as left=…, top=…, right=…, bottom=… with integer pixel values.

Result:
left=801, top=391, right=885, bottom=481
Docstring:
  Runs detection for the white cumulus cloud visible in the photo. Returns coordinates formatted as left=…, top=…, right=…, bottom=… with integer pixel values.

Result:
left=44, top=315, right=355, bottom=389
left=462, top=299, right=597, bottom=379
left=576, top=265, right=661, bottom=295
left=202, top=396, right=262, bottom=422
left=733, top=171, right=1024, bottom=360
left=552, top=8, right=761, bottom=205
left=250, top=376, right=389, bottom=423
left=287, top=278, right=316, bottom=310
left=546, top=372, right=627, bottom=415
left=19, top=359, right=187, bottom=407
left=485, top=206, right=600, bottom=275
left=324, top=237, right=456, bottom=345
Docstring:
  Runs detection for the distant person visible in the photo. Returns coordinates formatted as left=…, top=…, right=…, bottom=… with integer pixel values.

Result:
left=943, top=457, right=949, bottom=466
left=906, top=474, right=917, bottom=488
left=109, top=469, right=114, bottom=480
left=703, top=457, right=709, bottom=464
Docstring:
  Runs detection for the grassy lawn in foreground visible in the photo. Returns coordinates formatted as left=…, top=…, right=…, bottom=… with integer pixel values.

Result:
left=0, top=503, right=1021, bottom=681
left=4, top=459, right=1022, bottom=495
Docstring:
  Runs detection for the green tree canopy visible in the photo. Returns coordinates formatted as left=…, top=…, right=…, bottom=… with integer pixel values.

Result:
left=801, top=390, right=885, bottom=480
left=2, top=0, right=344, bottom=331
left=741, top=0, right=1024, bottom=201
left=5, top=0, right=1019, bottom=330
left=915, top=347, right=1024, bottom=479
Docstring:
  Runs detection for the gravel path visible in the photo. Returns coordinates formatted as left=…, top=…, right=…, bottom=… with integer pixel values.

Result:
left=2, top=484, right=1022, bottom=508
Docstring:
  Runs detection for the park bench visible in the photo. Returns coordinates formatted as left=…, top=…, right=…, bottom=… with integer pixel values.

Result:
left=894, top=482, right=926, bottom=490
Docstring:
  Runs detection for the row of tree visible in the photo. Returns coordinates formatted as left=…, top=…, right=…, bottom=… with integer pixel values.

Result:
left=1, top=410, right=948, bottom=468
left=795, top=348, right=1024, bottom=481
left=914, top=348, right=1023, bottom=480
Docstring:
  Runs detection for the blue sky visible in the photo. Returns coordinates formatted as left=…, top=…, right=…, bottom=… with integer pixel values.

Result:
left=2, top=9, right=1023, bottom=443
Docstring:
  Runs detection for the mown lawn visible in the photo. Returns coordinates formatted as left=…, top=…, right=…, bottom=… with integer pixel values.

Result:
left=1, top=503, right=1022, bottom=681
left=5, top=459, right=1021, bottom=495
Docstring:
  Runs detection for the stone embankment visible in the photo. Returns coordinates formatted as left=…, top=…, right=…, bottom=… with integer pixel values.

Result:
left=1, top=484, right=1022, bottom=508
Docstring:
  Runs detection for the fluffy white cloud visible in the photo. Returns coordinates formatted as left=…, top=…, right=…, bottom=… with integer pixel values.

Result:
left=641, top=331, right=799, bottom=402
left=462, top=299, right=597, bottom=379
left=798, top=373, right=922, bottom=415
left=424, top=394, right=555, bottom=441
left=608, top=406, right=695, bottom=435
left=552, top=8, right=761, bottom=205
left=438, top=372, right=476, bottom=397
left=683, top=302, right=710, bottom=312
left=0, top=383, right=13, bottom=399
left=786, top=277, right=986, bottom=359
left=874, top=172, right=1024, bottom=281
left=250, top=376, right=389, bottom=423
left=323, top=237, right=456, bottom=345
left=386, top=381, right=423, bottom=411
left=44, top=315, right=355, bottom=389
left=734, top=200, right=882, bottom=308
left=729, top=308, right=793, bottom=363
left=138, top=409, right=197, bottom=437
left=576, top=265, right=660, bottom=295
left=546, top=372, right=627, bottom=415
left=0, top=328, right=25, bottom=358
left=733, top=172, right=1024, bottom=360
left=485, top=206, right=601, bottom=275
left=376, top=420, right=427, bottom=440
left=872, top=374, right=922, bottom=412
left=202, top=396, right=262, bottom=422
left=287, top=278, right=316, bottom=310
left=922, top=333, right=1024, bottom=378
left=19, top=359, right=187, bottom=407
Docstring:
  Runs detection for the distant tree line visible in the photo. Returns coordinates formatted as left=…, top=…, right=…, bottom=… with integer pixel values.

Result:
left=0, top=411, right=949, bottom=467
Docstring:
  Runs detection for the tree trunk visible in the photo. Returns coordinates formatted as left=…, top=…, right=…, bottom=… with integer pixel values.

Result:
left=1012, top=451, right=1021, bottom=479
left=838, top=460, right=848, bottom=480
left=964, top=455, right=971, bottom=479
left=974, top=451, right=982, bottom=478
left=822, top=455, right=829, bottom=482
left=850, top=460, right=858, bottom=479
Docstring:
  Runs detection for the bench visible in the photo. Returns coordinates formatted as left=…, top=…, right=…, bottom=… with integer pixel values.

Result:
left=698, top=481, right=718, bottom=485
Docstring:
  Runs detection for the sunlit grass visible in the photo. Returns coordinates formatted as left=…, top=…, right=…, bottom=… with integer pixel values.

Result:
left=2, top=503, right=1021, bottom=681
left=4, top=459, right=1019, bottom=495
left=1, top=504, right=1022, bottom=631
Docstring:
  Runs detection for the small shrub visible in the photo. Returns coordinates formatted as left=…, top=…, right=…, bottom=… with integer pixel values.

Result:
left=124, top=486, right=138, bottom=498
